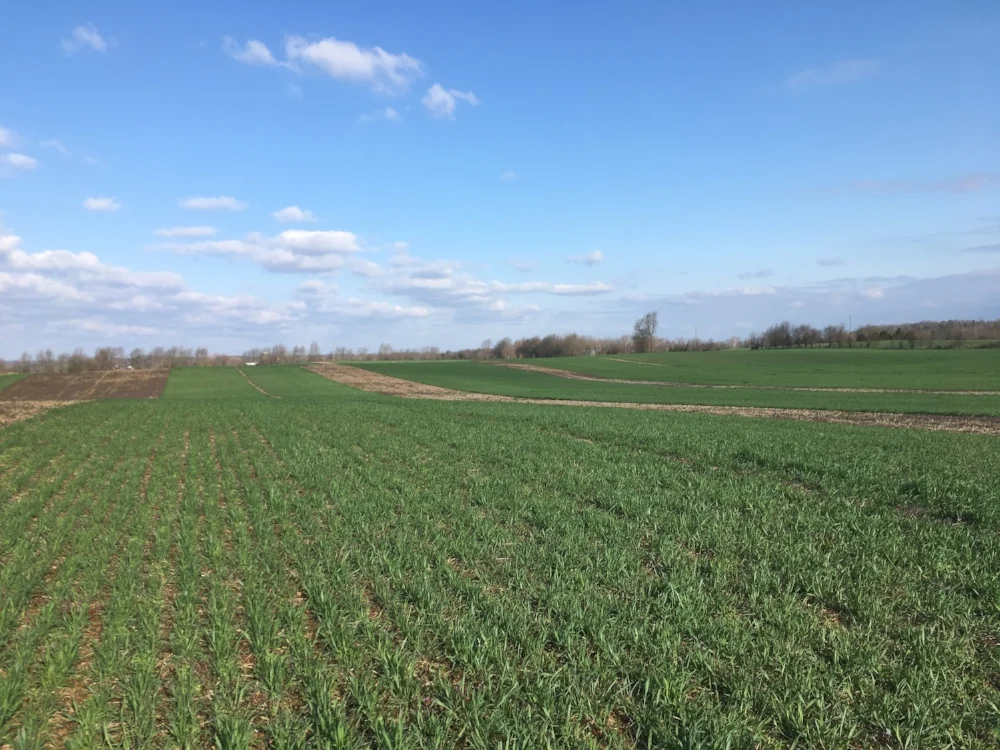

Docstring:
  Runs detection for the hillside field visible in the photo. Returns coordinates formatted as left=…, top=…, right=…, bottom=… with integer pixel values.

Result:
left=522, top=348, right=1000, bottom=390
left=0, top=362, right=997, bottom=748
left=352, top=360, right=1000, bottom=416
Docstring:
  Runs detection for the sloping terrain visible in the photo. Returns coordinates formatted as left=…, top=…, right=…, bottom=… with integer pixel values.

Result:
left=0, top=370, right=168, bottom=401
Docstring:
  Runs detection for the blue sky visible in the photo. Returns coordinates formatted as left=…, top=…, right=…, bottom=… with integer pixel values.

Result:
left=1, top=0, right=998, bottom=356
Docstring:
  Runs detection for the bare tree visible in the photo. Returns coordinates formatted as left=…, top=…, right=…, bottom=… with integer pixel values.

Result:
left=632, top=311, right=658, bottom=353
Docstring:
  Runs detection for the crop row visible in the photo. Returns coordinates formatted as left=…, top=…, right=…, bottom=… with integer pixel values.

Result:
left=1, top=390, right=998, bottom=747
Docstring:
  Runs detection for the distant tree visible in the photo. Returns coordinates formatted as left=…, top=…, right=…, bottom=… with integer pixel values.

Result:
left=308, top=341, right=321, bottom=359
left=633, top=311, right=659, bottom=353
left=492, top=337, right=515, bottom=359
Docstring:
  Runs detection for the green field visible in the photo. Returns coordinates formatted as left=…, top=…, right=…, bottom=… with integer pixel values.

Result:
left=0, top=374, right=26, bottom=393
left=352, top=360, right=1000, bottom=415
left=1, top=365, right=999, bottom=748
left=525, top=348, right=1000, bottom=390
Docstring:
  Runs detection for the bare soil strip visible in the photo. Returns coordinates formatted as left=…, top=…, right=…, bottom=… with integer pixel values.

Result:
left=0, top=371, right=168, bottom=401
left=0, top=400, right=79, bottom=428
left=235, top=367, right=280, bottom=398
left=604, top=357, right=672, bottom=367
left=308, top=363, right=1000, bottom=436
left=496, top=362, right=1000, bottom=396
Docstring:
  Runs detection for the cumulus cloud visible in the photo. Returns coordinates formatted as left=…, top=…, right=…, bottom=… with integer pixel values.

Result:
left=63, top=23, right=108, bottom=54
left=863, top=287, right=885, bottom=300
left=568, top=250, right=604, bottom=266
left=153, top=226, right=217, bottom=238
left=422, top=84, right=480, bottom=119
left=784, top=59, right=881, bottom=92
left=223, top=36, right=280, bottom=66
left=83, top=197, right=121, bottom=212
left=180, top=195, right=247, bottom=211
left=1, top=154, right=38, bottom=172
left=0, top=127, right=16, bottom=147
left=286, top=35, right=422, bottom=93
left=57, top=318, right=162, bottom=337
left=156, top=229, right=364, bottom=273
left=272, top=206, right=317, bottom=223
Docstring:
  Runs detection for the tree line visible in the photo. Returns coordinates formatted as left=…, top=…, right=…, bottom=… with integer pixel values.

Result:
left=2, top=315, right=998, bottom=373
left=746, top=319, right=1000, bottom=350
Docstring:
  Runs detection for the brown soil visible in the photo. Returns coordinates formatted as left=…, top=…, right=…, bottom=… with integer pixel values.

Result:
left=0, top=370, right=168, bottom=401
left=0, top=400, right=79, bottom=427
left=308, top=363, right=1000, bottom=436
left=497, top=362, right=1000, bottom=396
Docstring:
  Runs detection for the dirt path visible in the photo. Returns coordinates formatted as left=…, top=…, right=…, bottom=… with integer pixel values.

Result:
left=496, top=362, right=1000, bottom=396
left=0, top=401, right=81, bottom=428
left=234, top=367, right=280, bottom=398
left=307, top=364, right=1000, bottom=436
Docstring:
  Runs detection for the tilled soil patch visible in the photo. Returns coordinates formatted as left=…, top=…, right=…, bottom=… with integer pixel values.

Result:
left=0, top=370, right=168, bottom=401
left=497, top=362, right=1000, bottom=396
left=0, top=401, right=80, bottom=428
left=309, top=363, right=1000, bottom=436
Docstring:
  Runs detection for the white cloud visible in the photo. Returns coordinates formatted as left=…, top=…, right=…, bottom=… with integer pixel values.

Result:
left=500, top=170, right=517, bottom=180
left=272, top=206, right=317, bottom=223
left=63, top=23, right=108, bottom=54
left=863, top=287, right=885, bottom=300
left=156, top=229, right=364, bottom=273
left=223, top=36, right=280, bottom=66
left=82, top=155, right=101, bottom=166
left=40, top=139, right=69, bottom=155
left=568, top=249, right=604, bottom=266
left=83, top=197, right=122, bottom=212
left=58, top=318, right=161, bottom=337
left=180, top=195, right=247, bottom=211
left=784, top=59, right=881, bottom=93
left=286, top=35, right=422, bottom=93
left=273, top=229, right=361, bottom=254
left=422, top=83, right=481, bottom=119
left=0, top=128, right=19, bottom=147
left=2, top=154, right=39, bottom=171
left=297, top=279, right=338, bottom=295
left=392, top=241, right=409, bottom=253
left=0, top=271, right=91, bottom=302
left=153, top=226, right=217, bottom=238
left=358, top=106, right=402, bottom=124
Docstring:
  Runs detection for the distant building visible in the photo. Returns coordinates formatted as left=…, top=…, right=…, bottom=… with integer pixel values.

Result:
left=245, top=361, right=257, bottom=366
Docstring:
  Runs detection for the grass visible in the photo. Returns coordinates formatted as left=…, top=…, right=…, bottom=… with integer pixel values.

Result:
left=162, top=366, right=266, bottom=400
left=526, top=348, right=1000, bottom=390
left=238, top=364, right=376, bottom=400
left=0, top=374, right=26, bottom=393
left=352, top=360, right=1000, bottom=415
left=0, top=366, right=998, bottom=747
